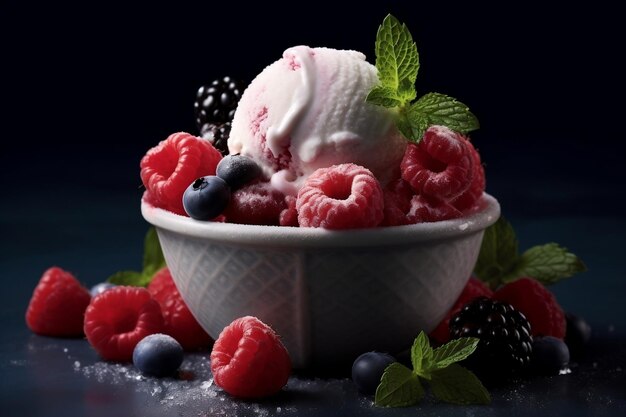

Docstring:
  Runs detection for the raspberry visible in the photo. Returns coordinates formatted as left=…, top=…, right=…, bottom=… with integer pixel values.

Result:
left=25, top=267, right=91, bottom=337
left=450, top=297, right=533, bottom=378
left=279, top=195, right=299, bottom=226
left=148, top=267, right=213, bottom=351
left=493, top=277, right=566, bottom=339
left=408, top=194, right=462, bottom=223
left=210, top=316, right=291, bottom=399
left=430, top=277, right=494, bottom=344
left=84, top=286, right=164, bottom=362
left=400, top=126, right=474, bottom=200
left=451, top=137, right=485, bottom=211
left=381, top=178, right=414, bottom=226
left=297, top=163, right=384, bottom=229
left=140, top=132, right=223, bottom=215
left=224, top=181, right=286, bottom=225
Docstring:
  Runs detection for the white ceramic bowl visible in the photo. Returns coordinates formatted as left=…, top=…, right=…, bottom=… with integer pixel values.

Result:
left=141, top=194, right=500, bottom=368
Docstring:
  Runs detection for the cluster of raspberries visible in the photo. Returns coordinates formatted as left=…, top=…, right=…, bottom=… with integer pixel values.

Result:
left=26, top=267, right=292, bottom=399
left=26, top=267, right=212, bottom=360
left=139, top=125, right=485, bottom=230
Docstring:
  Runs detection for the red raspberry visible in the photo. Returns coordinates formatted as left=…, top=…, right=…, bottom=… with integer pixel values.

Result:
left=408, top=194, right=462, bottom=223
left=297, top=163, right=384, bottom=229
left=493, top=277, right=566, bottom=339
left=381, top=178, right=415, bottom=226
left=148, top=267, right=213, bottom=351
left=140, top=132, right=222, bottom=215
left=451, top=137, right=486, bottom=211
left=430, top=277, right=493, bottom=344
left=400, top=126, right=474, bottom=200
left=279, top=195, right=299, bottom=226
left=25, top=267, right=91, bottom=337
left=84, top=286, right=164, bottom=362
left=224, top=181, right=287, bottom=225
left=210, top=316, right=291, bottom=399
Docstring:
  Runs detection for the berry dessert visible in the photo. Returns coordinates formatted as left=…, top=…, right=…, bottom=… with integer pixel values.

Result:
left=21, top=12, right=591, bottom=415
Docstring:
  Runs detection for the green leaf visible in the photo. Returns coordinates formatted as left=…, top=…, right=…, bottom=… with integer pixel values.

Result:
left=369, top=14, right=419, bottom=107
left=430, top=337, right=479, bottom=371
left=375, top=362, right=424, bottom=407
left=366, top=85, right=402, bottom=108
left=107, top=270, right=149, bottom=287
left=474, top=216, right=520, bottom=289
left=411, top=331, right=433, bottom=378
left=501, top=243, right=587, bottom=285
left=397, top=105, right=429, bottom=142
left=430, top=364, right=491, bottom=405
left=106, top=227, right=167, bottom=288
left=143, top=227, right=166, bottom=272
left=409, top=92, right=479, bottom=136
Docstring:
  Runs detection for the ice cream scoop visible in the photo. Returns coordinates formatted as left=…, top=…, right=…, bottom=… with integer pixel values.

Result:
left=228, top=46, right=407, bottom=196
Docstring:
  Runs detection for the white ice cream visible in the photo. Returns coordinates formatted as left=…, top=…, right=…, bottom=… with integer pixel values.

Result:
left=229, top=45, right=407, bottom=196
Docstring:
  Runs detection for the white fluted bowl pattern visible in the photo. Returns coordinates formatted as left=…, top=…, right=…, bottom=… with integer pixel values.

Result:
left=141, top=193, right=500, bottom=368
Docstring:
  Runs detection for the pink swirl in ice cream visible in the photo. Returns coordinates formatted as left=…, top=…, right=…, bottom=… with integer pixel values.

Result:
left=228, top=46, right=407, bottom=196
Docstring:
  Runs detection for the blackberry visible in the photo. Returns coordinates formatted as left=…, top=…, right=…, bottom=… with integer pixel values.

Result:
left=201, top=121, right=231, bottom=156
left=194, top=76, right=244, bottom=128
left=449, top=297, right=533, bottom=379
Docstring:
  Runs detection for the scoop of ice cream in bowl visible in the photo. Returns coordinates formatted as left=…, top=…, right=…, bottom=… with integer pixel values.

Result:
left=140, top=45, right=499, bottom=368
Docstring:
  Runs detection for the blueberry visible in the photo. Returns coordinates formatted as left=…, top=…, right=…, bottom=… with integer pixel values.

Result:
left=90, top=282, right=116, bottom=297
left=216, top=154, right=262, bottom=190
left=531, top=336, right=570, bottom=375
left=133, top=334, right=184, bottom=377
left=565, top=312, right=591, bottom=359
left=351, top=352, right=396, bottom=395
left=182, top=176, right=230, bottom=220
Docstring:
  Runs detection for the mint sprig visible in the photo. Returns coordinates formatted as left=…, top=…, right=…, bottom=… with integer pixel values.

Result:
left=474, top=217, right=587, bottom=289
left=366, top=14, right=479, bottom=142
left=107, top=227, right=167, bottom=287
left=375, top=332, right=490, bottom=407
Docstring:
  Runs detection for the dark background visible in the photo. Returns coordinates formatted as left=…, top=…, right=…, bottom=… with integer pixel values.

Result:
left=1, top=2, right=625, bottom=415
left=3, top=1, right=625, bottom=212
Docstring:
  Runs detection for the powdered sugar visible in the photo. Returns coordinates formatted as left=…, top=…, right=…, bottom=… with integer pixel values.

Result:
left=74, top=352, right=368, bottom=415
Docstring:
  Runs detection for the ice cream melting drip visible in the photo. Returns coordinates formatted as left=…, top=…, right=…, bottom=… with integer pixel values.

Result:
left=266, top=46, right=316, bottom=159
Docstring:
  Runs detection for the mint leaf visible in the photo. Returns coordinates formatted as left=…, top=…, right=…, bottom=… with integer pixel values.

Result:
left=143, top=227, right=166, bottom=272
left=430, top=337, right=479, bottom=371
left=368, top=14, right=419, bottom=107
left=366, top=85, right=402, bottom=108
left=107, top=270, right=149, bottom=287
left=375, top=362, right=424, bottom=407
left=409, top=92, right=479, bottom=138
left=106, top=227, right=167, bottom=287
left=474, top=216, right=519, bottom=289
left=430, top=364, right=491, bottom=405
left=474, top=217, right=586, bottom=288
left=502, top=243, right=587, bottom=285
left=411, top=331, right=433, bottom=378
left=397, top=104, right=429, bottom=142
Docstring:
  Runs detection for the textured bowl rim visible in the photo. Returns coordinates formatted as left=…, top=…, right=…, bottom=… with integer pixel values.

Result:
left=141, top=193, right=500, bottom=248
